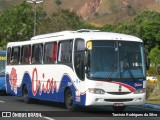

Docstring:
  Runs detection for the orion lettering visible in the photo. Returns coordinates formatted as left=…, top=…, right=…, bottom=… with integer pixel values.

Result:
left=32, top=68, right=56, bottom=96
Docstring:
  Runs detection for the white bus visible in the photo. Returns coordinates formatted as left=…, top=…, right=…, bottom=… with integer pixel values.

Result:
left=6, top=29, right=146, bottom=111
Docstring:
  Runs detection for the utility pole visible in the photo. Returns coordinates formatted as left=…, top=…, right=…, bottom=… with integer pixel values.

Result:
left=27, top=0, right=43, bottom=36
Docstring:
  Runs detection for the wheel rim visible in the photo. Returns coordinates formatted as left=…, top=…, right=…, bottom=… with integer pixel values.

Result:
left=24, top=88, right=28, bottom=97
left=23, top=87, right=29, bottom=102
left=66, top=91, right=73, bottom=108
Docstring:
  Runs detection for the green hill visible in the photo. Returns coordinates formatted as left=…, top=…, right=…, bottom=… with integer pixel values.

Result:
left=0, top=0, right=160, bottom=26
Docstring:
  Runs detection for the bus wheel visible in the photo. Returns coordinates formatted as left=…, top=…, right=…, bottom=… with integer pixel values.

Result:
left=23, top=86, right=32, bottom=103
left=0, top=91, right=6, bottom=95
left=113, top=106, right=126, bottom=111
left=65, top=89, right=77, bottom=111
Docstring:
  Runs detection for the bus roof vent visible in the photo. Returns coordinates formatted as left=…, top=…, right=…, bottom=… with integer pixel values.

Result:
left=77, top=29, right=100, bottom=32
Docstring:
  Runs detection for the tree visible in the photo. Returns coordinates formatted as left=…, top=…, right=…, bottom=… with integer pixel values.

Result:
left=108, top=11, right=160, bottom=52
left=37, top=9, right=83, bottom=34
left=100, top=11, right=160, bottom=72
left=100, top=24, right=114, bottom=32
left=148, top=45, right=160, bottom=67
left=0, top=2, right=45, bottom=48
left=0, top=2, right=33, bottom=43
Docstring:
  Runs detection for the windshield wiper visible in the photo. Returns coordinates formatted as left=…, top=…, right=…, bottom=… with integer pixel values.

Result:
left=126, top=68, right=137, bottom=83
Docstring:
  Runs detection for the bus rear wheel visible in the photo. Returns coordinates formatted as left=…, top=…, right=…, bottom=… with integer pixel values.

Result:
left=23, top=86, right=32, bottom=103
left=113, top=106, right=126, bottom=111
left=0, top=91, right=6, bottom=95
left=65, top=89, right=77, bottom=111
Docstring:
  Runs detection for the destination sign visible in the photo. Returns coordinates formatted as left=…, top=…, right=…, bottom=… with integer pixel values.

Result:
left=0, top=56, right=6, bottom=60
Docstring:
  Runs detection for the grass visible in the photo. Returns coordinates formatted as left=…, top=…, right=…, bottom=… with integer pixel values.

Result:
left=146, top=101, right=160, bottom=105
left=146, top=93, right=160, bottom=105
left=146, top=75, right=160, bottom=105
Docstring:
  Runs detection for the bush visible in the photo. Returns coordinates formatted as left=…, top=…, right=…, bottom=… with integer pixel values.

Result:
left=146, top=82, right=155, bottom=99
left=157, top=67, right=160, bottom=75
left=147, top=67, right=159, bottom=76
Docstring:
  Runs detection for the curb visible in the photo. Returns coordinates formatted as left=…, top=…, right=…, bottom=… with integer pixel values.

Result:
left=144, top=104, right=160, bottom=110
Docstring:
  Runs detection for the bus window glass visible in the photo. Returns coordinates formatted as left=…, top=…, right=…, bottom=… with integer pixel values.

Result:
left=11, top=47, right=20, bottom=65
left=7, top=47, right=11, bottom=65
left=21, top=45, right=31, bottom=64
left=32, top=44, right=43, bottom=64
left=75, top=40, right=85, bottom=51
left=119, top=41, right=145, bottom=78
left=58, top=40, right=72, bottom=63
left=44, top=42, right=57, bottom=63
left=88, top=40, right=146, bottom=80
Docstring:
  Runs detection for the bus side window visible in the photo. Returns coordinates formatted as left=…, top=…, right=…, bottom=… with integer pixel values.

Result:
left=44, top=42, right=57, bottom=64
left=58, top=40, right=73, bottom=64
left=74, top=39, right=85, bottom=80
left=32, top=44, right=43, bottom=64
left=7, top=47, right=11, bottom=65
left=21, top=45, right=31, bottom=64
left=10, top=47, right=20, bottom=65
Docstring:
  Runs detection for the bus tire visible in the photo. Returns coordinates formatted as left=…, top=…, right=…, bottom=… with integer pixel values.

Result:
left=65, top=89, right=77, bottom=111
left=0, top=91, right=6, bottom=95
left=113, top=106, right=126, bottom=111
left=23, top=85, right=32, bottom=103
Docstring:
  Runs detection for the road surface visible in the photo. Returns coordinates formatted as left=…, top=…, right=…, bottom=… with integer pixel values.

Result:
left=0, top=95, right=159, bottom=120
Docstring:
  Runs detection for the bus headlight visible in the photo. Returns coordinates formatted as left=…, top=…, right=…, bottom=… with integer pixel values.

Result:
left=88, top=88, right=105, bottom=94
left=134, top=88, right=146, bottom=94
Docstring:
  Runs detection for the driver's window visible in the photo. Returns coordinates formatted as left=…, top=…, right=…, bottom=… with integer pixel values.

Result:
left=74, top=39, right=85, bottom=80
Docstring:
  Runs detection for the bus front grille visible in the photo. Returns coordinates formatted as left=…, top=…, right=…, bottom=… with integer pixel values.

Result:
left=107, top=92, right=131, bottom=95
left=104, top=99, right=133, bottom=102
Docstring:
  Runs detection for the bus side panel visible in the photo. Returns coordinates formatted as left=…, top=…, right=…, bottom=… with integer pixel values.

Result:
left=0, top=77, right=5, bottom=91
left=56, top=74, right=86, bottom=106
left=0, top=51, right=6, bottom=91
left=5, top=73, right=22, bottom=96
left=6, top=66, right=87, bottom=106
left=22, top=72, right=32, bottom=97
left=27, top=73, right=86, bottom=106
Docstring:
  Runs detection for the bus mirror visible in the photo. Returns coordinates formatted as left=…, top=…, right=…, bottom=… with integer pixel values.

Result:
left=84, top=48, right=90, bottom=73
left=145, top=48, right=149, bottom=55
left=146, top=58, right=150, bottom=70
left=144, top=49, right=150, bottom=70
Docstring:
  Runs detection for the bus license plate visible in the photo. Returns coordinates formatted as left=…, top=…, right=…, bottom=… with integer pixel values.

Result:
left=113, top=103, right=124, bottom=106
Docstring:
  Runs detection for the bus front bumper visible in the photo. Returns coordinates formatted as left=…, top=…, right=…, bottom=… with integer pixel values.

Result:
left=85, top=92, right=146, bottom=106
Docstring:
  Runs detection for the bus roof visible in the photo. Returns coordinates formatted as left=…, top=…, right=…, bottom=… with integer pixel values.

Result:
left=7, top=30, right=143, bottom=47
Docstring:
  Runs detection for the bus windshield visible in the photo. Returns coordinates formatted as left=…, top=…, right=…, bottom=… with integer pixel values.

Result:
left=0, top=55, right=5, bottom=76
left=88, top=40, right=146, bottom=80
